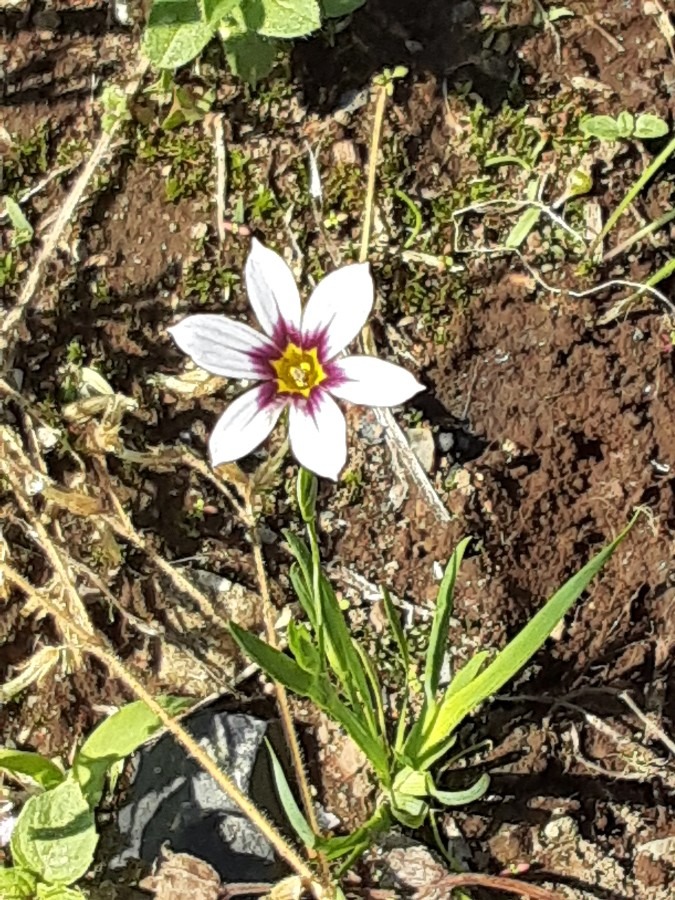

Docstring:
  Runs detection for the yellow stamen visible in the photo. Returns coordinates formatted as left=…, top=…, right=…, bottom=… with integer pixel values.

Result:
left=271, top=343, right=326, bottom=398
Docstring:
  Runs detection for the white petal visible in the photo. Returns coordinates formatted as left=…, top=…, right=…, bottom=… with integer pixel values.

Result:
left=169, top=315, right=274, bottom=379
left=245, top=238, right=302, bottom=339
left=209, top=385, right=284, bottom=467
left=329, top=356, right=424, bottom=407
left=301, top=263, right=373, bottom=359
left=288, top=392, right=346, bottom=481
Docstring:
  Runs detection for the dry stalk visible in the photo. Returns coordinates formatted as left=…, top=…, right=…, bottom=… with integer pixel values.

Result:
left=416, top=872, right=563, bottom=899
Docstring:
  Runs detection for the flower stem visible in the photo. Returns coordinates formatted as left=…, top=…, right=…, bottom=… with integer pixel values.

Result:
left=246, top=497, right=328, bottom=879
left=359, top=84, right=388, bottom=267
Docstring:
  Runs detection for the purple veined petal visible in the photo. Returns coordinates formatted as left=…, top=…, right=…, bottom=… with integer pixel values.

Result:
left=288, top=392, right=347, bottom=481
left=209, top=384, right=285, bottom=467
left=168, top=315, right=275, bottom=379
left=245, top=238, right=302, bottom=341
left=300, top=263, right=373, bottom=360
left=328, top=356, right=424, bottom=407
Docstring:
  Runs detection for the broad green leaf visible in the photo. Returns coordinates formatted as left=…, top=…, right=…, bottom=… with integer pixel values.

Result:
left=505, top=206, right=541, bottom=249
left=72, top=697, right=192, bottom=807
left=266, top=740, right=316, bottom=849
left=224, top=24, right=279, bottom=84
left=634, top=113, right=669, bottom=140
left=322, top=0, right=366, bottom=16
left=580, top=114, right=620, bottom=142
left=11, top=779, right=97, bottom=885
left=143, top=0, right=214, bottom=69
left=36, top=884, right=87, bottom=900
left=428, top=771, right=490, bottom=806
left=616, top=110, right=635, bottom=139
left=0, top=749, right=64, bottom=791
left=202, top=0, right=242, bottom=23
left=424, top=538, right=471, bottom=704
left=413, top=515, right=638, bottom=765
left=258, top=0, right=321, bottom=38
left=0, top=868, right=37, bottom=899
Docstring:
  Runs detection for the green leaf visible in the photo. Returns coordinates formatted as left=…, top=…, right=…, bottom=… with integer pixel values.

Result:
left=36, top=884, right=88, bottom=900
left=580, top=114, right=621, bottom=142
left=322, top=0, right=366, bottom=16
left=3, top=198, right=33, bottom=247
left=414, top=515, right=638, bottom=765
left=0, top=749, right=65, bottom=791
left=224, top=30, right=279, bottom=85
left=445, top=651, right=490, bottom=700
left=634, top=113, right=669, bottom=140
left=0, top=868, right=37, bottom=899
left=266, top=740, right=316, bottom=849
left=72, top=697, right=192, bottom=807
left=287, top=621, right=321, bottom=675
left=202, top=0, right=241, bottom=23
left=11, top=779, right=98, bottom=885
left=616, top=110, right=635, bottom=139
left=505, top=205, right=541, bottom=249
left=258, top=0, right=321, bottom=38
left=424, top=538, right=471, bottom=705
left=546, top=6, right=574, bottom=20
left=381, top=586, right=409, bottom=671
left=297, top=467, right=318, bottom=524
left=143, top=0, right=215, bottom=69
left=428, top=771, right=490, bottom=806
left=315, top=805, right=390, bottom=861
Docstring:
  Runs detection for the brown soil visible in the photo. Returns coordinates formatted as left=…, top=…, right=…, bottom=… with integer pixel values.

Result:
left=2, top=1, right=675, bottom=898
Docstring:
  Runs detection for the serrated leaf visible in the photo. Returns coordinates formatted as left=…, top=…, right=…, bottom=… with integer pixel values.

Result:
left=580, top=114, right=621, bottom=142
left=0, top=868, right=37, bottom=900
left=11, top=780, right=97, bottom=885
left=0, top=749, right=65, bottom=791
left=258, top=0, right=321, bottom=38
left=143, top=0, right=214, bottom=69
left=72, top=697, right=192, bottom=807
left=634, top=113, right=669, bottom=140
left=224, top=30, right=279, bottom=85
left=322, top=0, right=366, bottom=16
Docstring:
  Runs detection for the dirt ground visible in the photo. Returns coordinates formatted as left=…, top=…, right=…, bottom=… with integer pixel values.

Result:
left=2, top=0, right=675, bottom=897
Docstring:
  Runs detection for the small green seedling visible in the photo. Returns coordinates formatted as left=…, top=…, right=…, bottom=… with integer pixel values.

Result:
left=2, top=198, right=33, bottom=248
left=230, top=469, right=639, bottom=864
left=142, top=0, right=367, bottom=83
left=0, top=698, right=191, bottom=896
left=580, top=111, right=669, bottom=143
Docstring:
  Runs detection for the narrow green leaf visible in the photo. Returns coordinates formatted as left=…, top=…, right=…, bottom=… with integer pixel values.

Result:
left=0, top=868, right=37, bottom=899
left=72, top=696, right=192, bottom=807
left=444, top=651, right=490, bottom=700
left=266, top=740, right=316, bottom=849
left=0, top=750, right=64, bottom=791
left=381, top=587, right=409, bottom=670
left=315, top=805, right=390, bottom=861
left=11, top=779, right=97, bottom=885
left=428, top=771, right=490, bottom=806
left=259, top=0, right=321, bottom=38
left=230, top=623, right=321, bottom=697
left=424, top=538, right=471, bottom=705
left=287, top=621, right=321, bottom=675
left=505, top=206, right=541, bottom=249
left=3, top=198, right=33, bottom=246
left=415, top=516, right=638, bottom=764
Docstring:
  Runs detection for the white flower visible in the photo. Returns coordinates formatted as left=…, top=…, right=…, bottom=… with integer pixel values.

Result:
left=169, top=239, right=424, bottom=480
